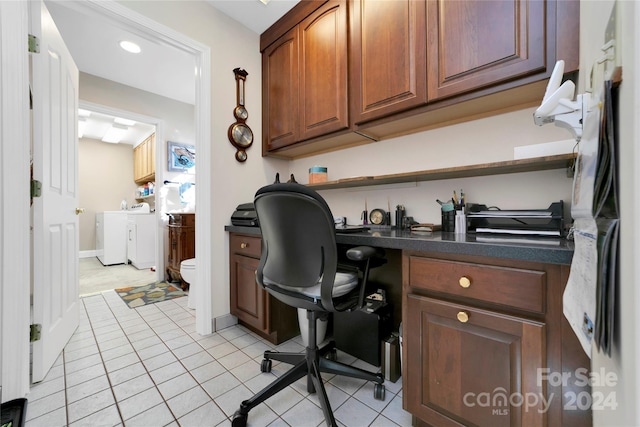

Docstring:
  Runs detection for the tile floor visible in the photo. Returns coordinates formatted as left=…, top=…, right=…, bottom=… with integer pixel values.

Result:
left=79, top=257, right=156, bottom=296
left=24, top=290, right=411, bottom=427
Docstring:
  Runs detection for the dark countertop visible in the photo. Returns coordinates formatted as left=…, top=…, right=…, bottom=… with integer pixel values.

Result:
left=225, top=225, right=574, bottom=265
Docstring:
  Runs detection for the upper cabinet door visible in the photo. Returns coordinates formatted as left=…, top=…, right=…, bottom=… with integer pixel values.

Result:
left=299, top=1, right=349, bottom=141
left=350, top=0, right=427, bottom=125
left=262, top=26, right=300, bottom=152
left=426, top=0, right=548, bottom=102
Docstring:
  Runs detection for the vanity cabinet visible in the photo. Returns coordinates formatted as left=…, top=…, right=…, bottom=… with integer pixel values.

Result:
left=166, top=213, right=195, bottom=288
left=262, top=0, right=348, bottom=152
left=134, top=133, right=155, bottom=184
left=402, top=251, right=591, bottom=427
left=229, top=233, right=298, bottom=344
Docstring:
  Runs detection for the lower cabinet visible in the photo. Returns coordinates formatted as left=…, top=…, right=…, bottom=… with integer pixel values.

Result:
left=166, top=213, right=195, bottom=288
left=402, top=251, right=591, bottom=427
left=229, top=233, right=298, bottom=344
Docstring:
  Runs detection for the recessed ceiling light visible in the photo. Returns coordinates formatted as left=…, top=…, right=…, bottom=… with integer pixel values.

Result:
left=102, top=123, right=129, bottom=144
left=119, top=40, right=141, bottom=54
left=114, top=117, right=136, bottom=126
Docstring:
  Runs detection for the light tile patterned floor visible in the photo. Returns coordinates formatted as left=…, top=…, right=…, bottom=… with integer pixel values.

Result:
left=24, top=291, right=411, bottom=427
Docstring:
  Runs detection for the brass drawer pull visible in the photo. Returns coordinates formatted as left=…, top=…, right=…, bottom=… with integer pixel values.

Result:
left=459, top=276, right=471, bottom=288
left=457, top=311, right=469, bottom=323
left=240, top=242, right=248, bottom=249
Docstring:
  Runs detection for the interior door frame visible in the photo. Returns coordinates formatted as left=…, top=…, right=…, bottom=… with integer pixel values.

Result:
left=0, top=0, right=31, bottom=400
left=77, top=1, right=213, bottom=335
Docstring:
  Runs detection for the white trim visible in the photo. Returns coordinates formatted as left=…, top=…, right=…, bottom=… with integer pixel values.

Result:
left=1, top=0, right=31, bottom=400
left=79, top=250, right=97, bottom=258
left=78, top=0, right=213, bottom=335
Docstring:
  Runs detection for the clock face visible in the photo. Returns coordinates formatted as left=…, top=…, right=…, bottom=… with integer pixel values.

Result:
left=369, top=208, right=386, bottom=225
left=234, top=106, right=248, bottom=121
left=229, top=123, right=253, bottom=148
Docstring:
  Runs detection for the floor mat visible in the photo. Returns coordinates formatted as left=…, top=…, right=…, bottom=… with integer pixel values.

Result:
left=114, top=281, right=186, bottom=308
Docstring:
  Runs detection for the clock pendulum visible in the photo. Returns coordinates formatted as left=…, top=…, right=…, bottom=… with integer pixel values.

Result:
left=228, top=68, right=254, bottom=162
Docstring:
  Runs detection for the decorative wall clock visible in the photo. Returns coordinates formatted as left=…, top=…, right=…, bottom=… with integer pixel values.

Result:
left=228, top=68, right=253, bottom=162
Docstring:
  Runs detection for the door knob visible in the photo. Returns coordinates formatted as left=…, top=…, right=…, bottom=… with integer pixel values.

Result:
left=75, top=207, right=85, bottom=215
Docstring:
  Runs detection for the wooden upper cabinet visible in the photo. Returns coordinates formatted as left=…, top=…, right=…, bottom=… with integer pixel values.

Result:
left=262, top=27, right=299, bottom=151
left=426, top=0, right=548, bottom=101
left=299, top=1, right=348, bottom=140
left=350, top=0, right=427, bottom=124
left=262, top=0, right=347, bottom=152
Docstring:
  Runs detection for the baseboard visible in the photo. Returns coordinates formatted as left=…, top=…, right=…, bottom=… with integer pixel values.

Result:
left=80, top=250, right=97, bottom=258
left=214, top=313, right=237, bottom=331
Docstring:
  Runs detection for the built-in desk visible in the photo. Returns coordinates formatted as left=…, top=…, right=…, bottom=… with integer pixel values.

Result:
left=225, top=225, right=589, bottom=427
left=225, top=225, right=574, bottom=265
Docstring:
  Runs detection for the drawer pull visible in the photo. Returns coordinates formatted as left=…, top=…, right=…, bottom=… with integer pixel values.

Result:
left=459, top=276, right=471, bottom=288
left=457, top=311, right=469, bottom=323
left=240, top=242, right=248, bottom=249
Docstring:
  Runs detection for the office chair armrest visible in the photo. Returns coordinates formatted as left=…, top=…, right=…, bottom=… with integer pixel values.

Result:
left=345, top=246, right=381, bottom=261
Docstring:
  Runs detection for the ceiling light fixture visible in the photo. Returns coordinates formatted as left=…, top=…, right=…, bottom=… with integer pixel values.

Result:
left=78, top=117, right=86, bottom=138
left=119, top=40, right=141, bottom=54
left=259, top=0, right=270, bottom=4
left=114, top=117, right=136, bottom=126
left=102, top=123, right=129, bottom=144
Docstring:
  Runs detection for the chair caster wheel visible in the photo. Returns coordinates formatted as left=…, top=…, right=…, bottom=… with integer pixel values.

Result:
left=327, top=349, right=337, bottom=361
left=232, top=410, right=247, bottom=427
left=374, top=383, right=385, bottom=400
left=261, top=358, right=272, bottom=373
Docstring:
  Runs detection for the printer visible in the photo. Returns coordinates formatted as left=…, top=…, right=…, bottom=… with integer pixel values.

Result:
left=231, top=203, right=258, bottom=227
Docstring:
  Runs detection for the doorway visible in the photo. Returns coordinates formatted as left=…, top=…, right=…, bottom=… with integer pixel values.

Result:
left=76, top=104, right=161, bottom=296
left=46, top=1, right=213, bottom=335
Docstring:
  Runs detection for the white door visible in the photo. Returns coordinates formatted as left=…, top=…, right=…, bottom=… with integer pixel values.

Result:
left=30, top=0, right=80, bottom=383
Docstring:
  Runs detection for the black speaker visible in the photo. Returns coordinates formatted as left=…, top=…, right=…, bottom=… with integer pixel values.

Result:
left=334, top=303, right=392, bottom=367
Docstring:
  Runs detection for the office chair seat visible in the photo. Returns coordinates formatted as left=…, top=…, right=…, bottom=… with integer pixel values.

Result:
left=232, top=182, right=386, bottom=427
left=263, top=271, right=358, bottom=299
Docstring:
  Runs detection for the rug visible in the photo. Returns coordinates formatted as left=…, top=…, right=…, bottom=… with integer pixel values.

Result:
left=115, top=281, right=187, bottom=308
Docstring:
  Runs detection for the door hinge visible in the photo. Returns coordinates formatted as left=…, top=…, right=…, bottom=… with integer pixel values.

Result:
left=30, top=324, right=42, bottom=342
left=28, top=34, right=40, bottom=53
left=31, top=179, right=42, bottom=198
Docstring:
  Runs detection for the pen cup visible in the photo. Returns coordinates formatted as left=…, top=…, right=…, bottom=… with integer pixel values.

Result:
left=441, top=210, right=455, bottom=232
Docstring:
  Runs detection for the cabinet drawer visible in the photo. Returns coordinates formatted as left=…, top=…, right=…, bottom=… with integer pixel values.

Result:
left=230, top=234, right=261, bottom=258
left=407, top=256, right=546, bottom=314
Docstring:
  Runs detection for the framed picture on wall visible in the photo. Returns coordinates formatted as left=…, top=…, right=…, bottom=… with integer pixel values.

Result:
left=168, top=141, right=195, bottom=173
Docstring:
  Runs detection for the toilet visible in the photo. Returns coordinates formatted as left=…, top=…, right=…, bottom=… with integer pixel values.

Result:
left=180, top=258, right=196, bottom=309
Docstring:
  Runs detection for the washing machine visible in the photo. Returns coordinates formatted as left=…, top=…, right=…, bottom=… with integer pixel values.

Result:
left=96, top=211, right=128, bottom=265
left=127, top=203, right=155, bottom=269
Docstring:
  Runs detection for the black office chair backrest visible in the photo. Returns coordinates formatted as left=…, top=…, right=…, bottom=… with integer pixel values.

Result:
left=254, top=183, right=339, bottom=309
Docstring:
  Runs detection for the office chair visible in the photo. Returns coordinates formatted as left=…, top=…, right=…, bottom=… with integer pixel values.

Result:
left=232, top=182, right=386, bottom=427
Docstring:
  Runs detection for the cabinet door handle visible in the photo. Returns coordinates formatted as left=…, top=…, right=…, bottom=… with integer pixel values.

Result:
left=459, top=276, right=471, bottom=288
left=240, top=242, right=248, bottom=249
left=457, top=311, right=469, bottom=323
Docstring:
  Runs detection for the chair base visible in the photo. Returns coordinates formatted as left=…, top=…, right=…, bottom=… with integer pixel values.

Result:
left=232, top=320, right=385, bottom=427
